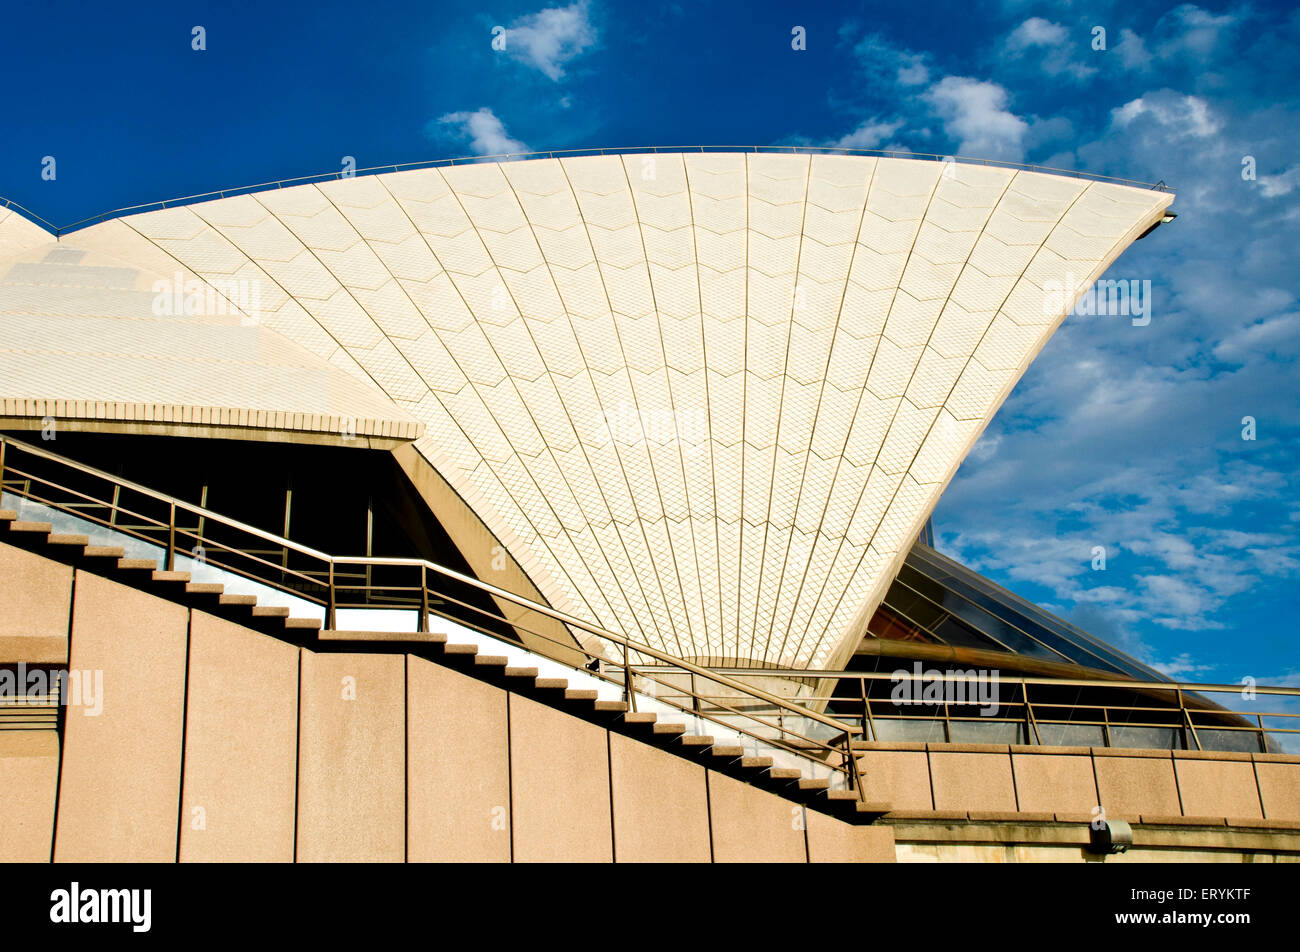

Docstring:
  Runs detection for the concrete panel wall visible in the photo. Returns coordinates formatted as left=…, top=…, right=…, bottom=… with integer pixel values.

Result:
left=1012, top=748, right=1098, bottom=814
left=1256, top=759, right=1300, bottom=821
left=1174, top=753, right=1263, bottom=819
left=855, top=744, right=933, bottom=810
left=1093, top=749, right=1181, bottom=819
left=708, top=771, right=805, bottom=862
left=0, top=540, right=71, bottom=664
left=0, top=730, right=59, bottom=861
left=508, top=693, right=612, bottom=862
left=296, top=651, right=406, bottom=862
left=608, top=731, right=711, bottom=862
left=407, top=656, right=511, bottom=862
left=806, top=809, right=895, bottom=862
left=179, top=611, right=299, bottom=862
left=54, top=570, right=188, bottom=862
left=929, top=748, right=1018, bottom=812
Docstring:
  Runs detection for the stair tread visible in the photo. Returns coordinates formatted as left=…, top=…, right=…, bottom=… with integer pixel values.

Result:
left=10, top=521, right=53, bottom=532
left=0, top=510, right=16, bottom=521
left=679, top=735, right=714, bottom=747
left=218, top=594, right=258, bottom=606
left=284, top=617, right=322, bottom=630
left=623, top=712, right=658, bottom=725
left=117, top=558, right=158, bottom=570
left=47, top=533, right=90, bottom=545
left=185, top=583, right=224, bottom=594
left=564, top=688, right=599, bottom=700
left=152, top=570, right=191, bottom=582
left=84, top=545, right=125, bottom=558
left=593, top=700, right=629, bottom=712
left=535, top=677, right=568, bottom=689
left=443, top=643, right=479, bottom=656
left=318, top=630, right=447, bottom=643
left=250, top=605, right=290, bottom=617
left=711, top=745, right=744, bottom=757
left=473, top=654, right=509, bottom=666
left=504, top=667, right=539, bottom=678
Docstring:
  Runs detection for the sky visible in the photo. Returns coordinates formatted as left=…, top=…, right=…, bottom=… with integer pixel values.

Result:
left=1, top=0, right=1297, bottom=690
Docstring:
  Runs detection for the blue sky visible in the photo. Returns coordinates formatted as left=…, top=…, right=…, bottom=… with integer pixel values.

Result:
left=1, top=0, right=1296, bottom=688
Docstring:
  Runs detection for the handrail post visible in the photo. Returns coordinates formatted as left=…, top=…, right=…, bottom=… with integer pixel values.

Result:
left=166, top=501, right=176, bottom=571
left=419, top=563, right=429, bottom=633
left=623, top=644, right=636, bottom=713
left=326, top=560, right=336, bottom=631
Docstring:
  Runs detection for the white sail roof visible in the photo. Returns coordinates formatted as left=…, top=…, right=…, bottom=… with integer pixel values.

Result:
left=3, top=153, right=1173, bottom=667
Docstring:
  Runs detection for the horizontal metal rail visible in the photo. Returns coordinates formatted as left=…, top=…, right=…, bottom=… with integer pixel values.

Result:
left=0, top=434, right=853, bottom=739
left=1, top=144, right=1173, bottom=238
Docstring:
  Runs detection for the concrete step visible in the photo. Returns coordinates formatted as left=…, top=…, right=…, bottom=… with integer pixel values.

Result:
left=593, top=700, right=629, bottom=713
left=251, top=605, right=290, bottom=618
left=443, top=643, right=479, bottom=657
left=534, top=677, right=568, bottom=690
left=564, top=688, right=599, bottom=701
left=473, top=654, right=510, bottom=669
left=83, top=545, right=125, bottom=558
left=504, top=667, right=539, bottom=680
left=0, top=510, right=16, bottom=521
left=741, top=755, right=773, bottom=769
left=47, top=533, right=90, bottom=546
left=284, top=617, right=322, bottom=631
left=117, top=558, right=158, bottom=570
left=185, top=582, right=225, bottom=595
left=10, top=521, right=52, bottom=534
left=218, top=594, right=258, bottom=606
left=317, top=630, right=447, bottom=644
left=151, top=570, right=191, bottom=583
left=679, top=734, right=714, bottom=749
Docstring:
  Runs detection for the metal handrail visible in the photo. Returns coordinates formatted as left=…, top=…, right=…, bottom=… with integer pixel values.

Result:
left=0, top=144, right=1173, bottom=238
left=0, top=433, right=854, bottom=740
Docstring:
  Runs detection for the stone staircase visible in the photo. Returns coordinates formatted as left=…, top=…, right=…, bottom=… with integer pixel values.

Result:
left=1, top=507, right=889, bottom=824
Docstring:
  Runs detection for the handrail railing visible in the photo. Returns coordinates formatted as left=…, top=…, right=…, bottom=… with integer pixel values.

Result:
left=0, top=432, right=863, bottom=793
left=1, top=144, right=1173, bottom=238
left=629, top=665, right=1300, bottom=754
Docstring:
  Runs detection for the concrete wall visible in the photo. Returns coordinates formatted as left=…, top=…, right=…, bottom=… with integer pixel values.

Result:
left=1, top=559, right=901, bottom=862
left=848, top=741, right=1300, bottom=828
left=2, top=546, right=1295, bottom=862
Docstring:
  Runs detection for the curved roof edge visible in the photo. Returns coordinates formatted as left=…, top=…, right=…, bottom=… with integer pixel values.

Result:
left=0, top=144, right=1174, bottom=238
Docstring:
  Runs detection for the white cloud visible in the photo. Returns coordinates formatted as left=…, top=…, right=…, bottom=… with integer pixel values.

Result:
left=502, top=1, right=597, bottom=81
left=1005, top=16, right=1068, bottom=49
left=1112, top=91, right=1221, bottom=139
left=1114, top=28, right=1153, bottom=70
left=436, top=108, right=528, bottom=155
left=1259, top=165, right=1300, bottom=198
left=830, top=118, right=904, bottom=150
left=1003, top=17, right=1097, bottom=81
left=853, top=33, right=930, bottom=86
left=923, top=76, right=1030, bottom=160
left=1154, top=3, right=1238, bottom=61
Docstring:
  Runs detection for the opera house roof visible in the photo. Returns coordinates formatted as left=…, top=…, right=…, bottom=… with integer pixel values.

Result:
left=0, top=152, right=1174, bottom=669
